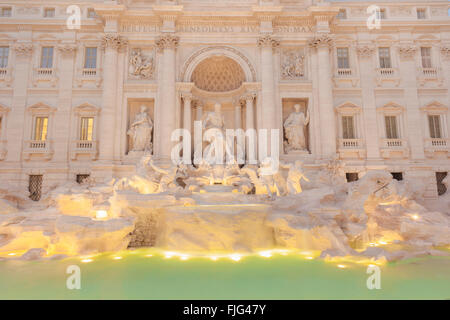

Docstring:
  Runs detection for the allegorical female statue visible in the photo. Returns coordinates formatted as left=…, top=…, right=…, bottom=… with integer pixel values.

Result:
left=128, top=105, right=153, bottom=153
left=283, top=104, right=310, bottom=153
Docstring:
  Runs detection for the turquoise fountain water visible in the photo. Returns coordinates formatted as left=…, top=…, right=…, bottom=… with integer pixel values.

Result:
left=1, top=248, right=449, bottom=300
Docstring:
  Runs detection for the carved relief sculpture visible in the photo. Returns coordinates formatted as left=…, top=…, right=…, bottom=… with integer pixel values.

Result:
left=398, top=45, right=417, bottom=60
left=281, top=49, right=305, bottom=79
left=284, top=104, right=310, bottom=153
left=128, top=105, right=153, bottom=153
left=129, top=48, right=154, bottom=79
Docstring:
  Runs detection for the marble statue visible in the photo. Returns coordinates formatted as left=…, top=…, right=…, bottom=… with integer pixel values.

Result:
left=202, top=103, right=233, bottom=164
left=128, top=106, right=153, bottom=152
left=281, top=160, right=310, bottom=194
left=283, top=104, right=310, bottom=153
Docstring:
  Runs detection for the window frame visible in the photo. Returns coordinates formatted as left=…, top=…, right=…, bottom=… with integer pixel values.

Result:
left=0, top=46, right=9, bottom=68
left=378, top=47, right=392, bottom=69
left=40, top=46, right=54, bottom=69
left=420, top=47, right=432, bottom=68
left=84, top=47, right=97, bottom=69
left=336, top=47, right=350, bottom=69
left=43, top=7, right=55, bottom=18
left=0, top=7, right=12, bottom=17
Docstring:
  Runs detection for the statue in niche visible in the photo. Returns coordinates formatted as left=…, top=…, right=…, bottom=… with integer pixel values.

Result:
left=128, top=105, right=153, bottom=153
left=129, top=49, right=154, bottom=79
left=283, top=104, right=310, bottom=153
left=201, top=103, right=233, bottom=164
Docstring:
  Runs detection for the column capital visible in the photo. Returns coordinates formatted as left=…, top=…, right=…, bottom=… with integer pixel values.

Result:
left=156, top=34, right=180, bottom=51
left=257, top=35, right=280, bottom=49
left=241, top=91, right=257, bottom=102
left=181, top=91, right=193, bottom=101
left=441, top=46, right=450, bottom=60
left=13, top=43, right=33, bottom=56
left=101, top=33, right=128, bottom=50
left=308, top=33, right=333, bottom=49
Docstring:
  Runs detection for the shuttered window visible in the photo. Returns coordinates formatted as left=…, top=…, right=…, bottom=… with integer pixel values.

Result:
left=428, top=115, right=442, bottom=139
left=421, top=47, right=432, bottom=68
left=378, top=47, right=391, bottom=69
left=342, top=116, right=355, bottom=139
left=337, top=48, right=350, bottom=69
left=34, top=117, right=48, bottom=141
left=80, top=117, right=94, bottom=141
left=0, top=46, right=9, bottom=68
left=40, top=47, right=54, bottom=68
left=84, top=47, right=97, bottom=69
left=385, top=116, right=398, bottom=139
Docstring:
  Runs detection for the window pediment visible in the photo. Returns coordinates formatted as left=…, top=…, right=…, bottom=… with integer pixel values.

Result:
left=0, top=103, right=10, bottom=114
left=74, top=103, right=100, bottom=115
left=335, top=102, right=361, bottom=114
left=27, top=102, right=57, bottom=114
left=421, top=101, right=447, bottom=113
left=377, top=102, right=405, bottom=114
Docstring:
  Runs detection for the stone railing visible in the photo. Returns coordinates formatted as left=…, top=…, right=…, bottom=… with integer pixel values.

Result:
left=376, top=68, right=396, bottom=78
left=76, top=68, right=102, bottom=87
left=70, top=140, right=98, bottom=160
left=339, top=138, right=362, bottom=148
left=23, top=140, right=53, bottom=159
left=32, top=67, right=58, bottom=87
left=425, top=138, right=449, bottom=148
left=420, top=67, right=439, bottom=78
left=336, top=68, right=353, bottom=77
left=0, top=140, right=6, bottom=160
left=381, top=138, right=405, bottom=148
left=0, top=67, right=12, bottom=86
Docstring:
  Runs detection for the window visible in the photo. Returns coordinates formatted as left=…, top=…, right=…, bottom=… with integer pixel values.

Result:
left=0, top=46, right=8, bottom=68
left=391, top=172, right=403, bottom=181
left=337, top=48, right=350, bottom=69
left=34, top=117, right=48, bottom=141
left=346, top=172, right=359, bottom=182
left=337, top=9, right=347, bottom=19
left=40, top=47, right=54, bottom=68
left=29, top=175, right=43, bottom=201
left=43, top=8, right=55, bottom=18
left=421, top=47, right=432, bottom=68
left=436, top=172, right=448, bottom=196
left=87, top=8, right=97, bottom=18
left=428, top=115, right=442, bottom=139
left=80, top=117, right=94, bottom=141
left=385, top=116, right=398, bottom=139
left=417, top=8, right=426, bottom=19
left=378, top=47, right=392, bottom=69
left=377, top=8, right=386, bottom=20
left=0, top=7, right=11, bottom=17
left=76, top=174, right=90, bottom=184
left=84, top=47, right=97, bottom=69
left=342, top=116, right=355, bottom=139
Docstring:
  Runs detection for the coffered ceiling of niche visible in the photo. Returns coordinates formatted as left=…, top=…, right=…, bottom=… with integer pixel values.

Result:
left=191, top=56, right=246, bottom=92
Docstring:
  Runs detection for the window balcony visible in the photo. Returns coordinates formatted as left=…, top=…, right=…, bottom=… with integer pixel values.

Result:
left=0, top=67, right=13, bottom=86
left=417, top=67, right=443, bottom=87
left=380, top=138, right=409, bottom=158
left=70, top=140, right=98, bottom=160
left=0, top=140, right=6, bottom=160
left=23, top=140, right=53, bottom=160
left=375, top=68, right=400, bottom=87
left=333, top=68, right=359, bottom=87
left=32, top=68, right=58, bottom=87
left=76, top=68, right=102, bottom=88
left=337, top=138, right=365, bottom=158
left=424, top=138, right=450, bottom=157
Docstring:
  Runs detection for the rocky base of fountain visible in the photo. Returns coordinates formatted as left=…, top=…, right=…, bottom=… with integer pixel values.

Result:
left=0, top=164, right=449, bottom=263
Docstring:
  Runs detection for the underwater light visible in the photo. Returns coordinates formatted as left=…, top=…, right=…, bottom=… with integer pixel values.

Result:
left=146, top=254, right=153, bottom=257
left=210, top=256, right=218, bottom=261
left=229, top=254, right=241, bottom=261
left=337, top=264, right=346, bottom=269
left=306, top=256, right=313, bottom=260
left=180, top=255, right=189, bottom=261
left=113, top=256, right=123, bottom=260
left=259, top=251, right=272, bottom=258
left=96, top=210, right=108, bottom=220
left=81, top=258, right=93, bottom=263
left=411, top=214, right=420, bottom=221
left=7, top=253, right=16, bottom=256
left=164, top=252, right=175, bottom=259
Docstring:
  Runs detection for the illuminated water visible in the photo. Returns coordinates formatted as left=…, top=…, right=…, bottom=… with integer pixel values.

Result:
left=1, top=249, right=449, bottom=300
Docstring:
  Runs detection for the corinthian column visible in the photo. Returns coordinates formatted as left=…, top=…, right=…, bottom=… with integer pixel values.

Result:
left=156, top=34, right=179, bottom=161
left=258, top=35, right=279, bottom=133
left=98, top=34, right=127, bottom=161
left=181, top=92, right=192, bottom=133
left=309, top=34, right=336, bottom=158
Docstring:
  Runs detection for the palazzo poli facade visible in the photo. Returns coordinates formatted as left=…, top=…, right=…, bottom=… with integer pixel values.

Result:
left=0, top=0, right=449, bottom=200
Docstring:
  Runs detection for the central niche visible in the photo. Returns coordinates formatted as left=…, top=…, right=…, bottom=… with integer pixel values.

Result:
left=191, top=56, right=245, bottom=92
